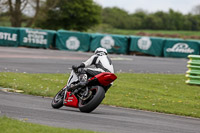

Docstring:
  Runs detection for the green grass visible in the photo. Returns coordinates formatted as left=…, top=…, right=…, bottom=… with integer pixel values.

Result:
left=0, top=72, right=200, bottom=118
left=0, top=116, right=99, bottom=133
left=88, top=24, right=200, bottom=37
left=104, top=73, right=200, bottom=117
left=101, top=29, right=200, bottom=36
left=0, top=73, right=68, bottom=97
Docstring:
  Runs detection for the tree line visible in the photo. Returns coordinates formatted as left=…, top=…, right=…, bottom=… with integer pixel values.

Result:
left=0, top=0, right=200, bottom=31
left=102, top=7, right=200, bottom=31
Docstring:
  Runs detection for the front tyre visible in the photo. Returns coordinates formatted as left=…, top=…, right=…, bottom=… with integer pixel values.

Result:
left=51, top=89, right=65, bottom=109
left=79, top=86, right=105, bottom=113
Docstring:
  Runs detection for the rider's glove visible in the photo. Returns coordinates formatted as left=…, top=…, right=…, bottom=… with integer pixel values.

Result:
left=72, top=63, right=85, bottom=73
left=72, top=65, right=79, bottom=72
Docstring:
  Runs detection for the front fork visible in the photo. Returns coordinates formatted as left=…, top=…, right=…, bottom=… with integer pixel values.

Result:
left=62, top=85, right=68, bottom=104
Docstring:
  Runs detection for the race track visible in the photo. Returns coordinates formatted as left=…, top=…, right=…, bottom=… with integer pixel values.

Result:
left=0, top=47, right=199, bottom=133
left=1, top=91, right=200, bottom=133
left=0, top=47, right=188, bottom=73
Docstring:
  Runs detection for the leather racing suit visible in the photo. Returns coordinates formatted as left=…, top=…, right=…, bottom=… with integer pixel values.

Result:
left=74, top=53, right=114, bottom=77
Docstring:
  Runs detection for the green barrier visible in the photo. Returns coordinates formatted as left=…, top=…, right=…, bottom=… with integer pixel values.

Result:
left=19, top=28, right=56, bottom=48
left=90, top=33, right=128, bottom=54
left=164, top=39, right=200, bottom=58
left=56, top=30, right=90, bottom=51
left=186, top=55, right=200, bottom=85
left=129, top=36, right=165, bottom=56
left=0, top=27, right=19, bottom=47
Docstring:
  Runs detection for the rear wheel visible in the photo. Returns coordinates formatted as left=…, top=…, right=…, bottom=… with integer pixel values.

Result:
left=51, top=89, right=65, bottom=109
left=78, top=86, right=105, bottom=113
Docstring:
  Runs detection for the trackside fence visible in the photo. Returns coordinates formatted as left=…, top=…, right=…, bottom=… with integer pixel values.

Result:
left=0, top=27, right=20, bottom=47
left=1, top=26, right=200, bottom=58
left=186, top=55, right=200, bottom=85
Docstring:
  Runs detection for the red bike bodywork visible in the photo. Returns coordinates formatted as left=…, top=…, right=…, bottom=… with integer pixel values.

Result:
left=63, top=72, right=117, bottom=108
left=93, top=72, right=117, bottom=86
left=64, top=92, right=79, bottom=108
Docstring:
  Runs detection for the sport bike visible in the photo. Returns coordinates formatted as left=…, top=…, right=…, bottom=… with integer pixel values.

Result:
left=51, top=68, right=117, bottom=113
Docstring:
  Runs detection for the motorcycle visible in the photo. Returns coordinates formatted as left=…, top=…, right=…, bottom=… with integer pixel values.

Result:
left=51, top=67, right=117, bottom=113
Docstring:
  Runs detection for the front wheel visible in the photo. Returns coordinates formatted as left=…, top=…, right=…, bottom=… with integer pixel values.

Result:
left=51, top=89, right=65, bottom=109
left=79, top=86, right=105, bottom=113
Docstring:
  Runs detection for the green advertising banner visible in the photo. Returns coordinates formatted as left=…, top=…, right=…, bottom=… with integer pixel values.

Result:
left=163, top=39, right=200, bottom=58
left=19, top=28, right=56, bottom=48
left=90, top=34, right=128, bottom=54
left=0, top=27, right=19, bottom=47
left=129, top=36, right=165, bottom=56
left=56, top=30, right=90, bottom=51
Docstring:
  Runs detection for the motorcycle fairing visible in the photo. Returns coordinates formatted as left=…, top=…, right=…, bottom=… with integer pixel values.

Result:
left=67, top=70, right=78, bottom=87
left=90, top=72, right=117, bottom=86
left=64, top=92, right=78, bottom=108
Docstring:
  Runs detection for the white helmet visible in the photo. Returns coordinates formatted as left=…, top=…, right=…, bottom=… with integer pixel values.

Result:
left=94, top=47, right=108, bottom=55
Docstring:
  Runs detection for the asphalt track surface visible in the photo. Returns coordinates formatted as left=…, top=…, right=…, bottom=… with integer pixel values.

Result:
left=0, top=47, right=188, bottom=73
left=1, top=91, right=200, bottom=133
left=1, top=47, right=199, bottom=133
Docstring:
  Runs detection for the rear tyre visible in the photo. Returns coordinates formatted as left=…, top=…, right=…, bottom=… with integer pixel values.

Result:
left=51, top=89, right=65, bottom=109
left=78, top=86, right=105, bottom=113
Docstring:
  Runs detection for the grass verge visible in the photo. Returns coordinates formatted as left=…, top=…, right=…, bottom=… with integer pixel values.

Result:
left=101, top=28, right=200, bottom=36
left=89, top=25, right=200, bottom=39
left=0, top=116, right=98, bottom=133
left=0, top=72, right=200, bottom=118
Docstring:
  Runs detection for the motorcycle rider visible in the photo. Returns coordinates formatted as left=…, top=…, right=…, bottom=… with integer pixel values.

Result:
left=68, top=47, right=114, bottom=91
left=72, top=47, right=114, bottom=76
